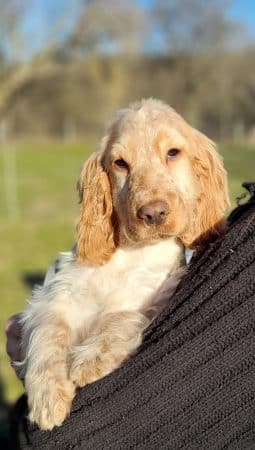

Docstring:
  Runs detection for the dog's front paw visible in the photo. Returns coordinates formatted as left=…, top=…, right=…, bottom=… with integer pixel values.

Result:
left=69, top=348, right=124, bottom=387
left=69, top=357, right=101, bottom=387
left=27, top=378, right=75, bottom=430
left=69, top=352, right=115, bottom=387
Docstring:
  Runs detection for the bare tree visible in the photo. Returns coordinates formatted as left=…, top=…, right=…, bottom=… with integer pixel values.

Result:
left=67, top=0, right=147, bottom=56
left=0, top=0, right=31, bottom=65
left=0, top=0, right=77, bottom=113
left=151, top=0, right=242, bottom=54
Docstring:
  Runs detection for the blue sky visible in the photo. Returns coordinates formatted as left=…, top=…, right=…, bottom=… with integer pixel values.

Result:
left=229, top=0, right=255, bottom=26
left=21, top=0, right=255, bottom=57
left=21, top=0, right=78, bottom=56
left=140, top=0, right=255, bottom=29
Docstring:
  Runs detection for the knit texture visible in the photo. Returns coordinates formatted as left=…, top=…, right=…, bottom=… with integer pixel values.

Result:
left=13, top=188, right=255, bottom=449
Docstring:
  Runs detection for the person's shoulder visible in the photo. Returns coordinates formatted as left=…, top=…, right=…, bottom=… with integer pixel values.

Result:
left=227, top=181, right=255, bottom=225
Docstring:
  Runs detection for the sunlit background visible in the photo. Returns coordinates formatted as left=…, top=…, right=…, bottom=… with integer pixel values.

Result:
left=0, top=0, right=255, bottom=435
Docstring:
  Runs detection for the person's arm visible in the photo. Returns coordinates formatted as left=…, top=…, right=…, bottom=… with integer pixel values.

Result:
left=5, top=314, right=23, bottom=379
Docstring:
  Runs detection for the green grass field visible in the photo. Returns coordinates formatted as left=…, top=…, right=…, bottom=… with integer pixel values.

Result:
left=0, top=140, right=254, bottom=403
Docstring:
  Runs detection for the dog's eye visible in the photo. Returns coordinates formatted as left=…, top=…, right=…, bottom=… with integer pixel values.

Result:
left=114, top=159, right=129, bottom=170
left=167, top=148, right=181, bottom=159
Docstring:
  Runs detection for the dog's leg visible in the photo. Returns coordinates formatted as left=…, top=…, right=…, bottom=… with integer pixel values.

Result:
left=69, top=311, right=149, bottom=387
left=24, top=320, right=75, bottom=430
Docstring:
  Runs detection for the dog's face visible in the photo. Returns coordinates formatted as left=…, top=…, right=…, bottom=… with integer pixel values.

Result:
left=103, top=121, right=197, bottom=245
left=77, top=99, right=230, bottom=265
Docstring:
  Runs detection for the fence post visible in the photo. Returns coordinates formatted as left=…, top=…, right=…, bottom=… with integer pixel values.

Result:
left=0, top=120, right=19, bottom=221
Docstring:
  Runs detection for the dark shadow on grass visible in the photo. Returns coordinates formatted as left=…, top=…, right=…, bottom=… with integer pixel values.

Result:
left=0, top=372, right=10, bottom=448
left=22, top=272, right=45, bottom=289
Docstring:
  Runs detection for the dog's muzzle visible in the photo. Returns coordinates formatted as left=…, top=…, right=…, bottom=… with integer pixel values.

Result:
left=137, top=200, right=169, bottom=225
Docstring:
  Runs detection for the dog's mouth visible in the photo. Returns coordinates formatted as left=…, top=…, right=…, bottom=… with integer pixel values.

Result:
left=120, top=217, right=175, bottom=246
left=115, top=197, right=182, bottom=246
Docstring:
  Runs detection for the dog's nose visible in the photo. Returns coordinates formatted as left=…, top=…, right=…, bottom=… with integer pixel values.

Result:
left=137, top=201, right=169, bottom=225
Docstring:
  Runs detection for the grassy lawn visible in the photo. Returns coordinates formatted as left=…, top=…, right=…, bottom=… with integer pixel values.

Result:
left=0, top=140, right=254, bottom=403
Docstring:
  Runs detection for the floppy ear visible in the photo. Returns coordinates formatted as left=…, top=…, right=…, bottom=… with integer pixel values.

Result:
left=181, top=129, right=230, bottom=248
left=76, top=152, right=116, bottom=265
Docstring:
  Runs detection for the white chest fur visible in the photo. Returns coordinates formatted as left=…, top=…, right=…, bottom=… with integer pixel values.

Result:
left=25, top=238, right=184, bottom=334
left=56, top=238, right=182, bottom=326
left=92, top=237, right=184, bottom=313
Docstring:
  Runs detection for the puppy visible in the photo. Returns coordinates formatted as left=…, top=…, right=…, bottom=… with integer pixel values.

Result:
left=20, top=99, right=229, bottom=430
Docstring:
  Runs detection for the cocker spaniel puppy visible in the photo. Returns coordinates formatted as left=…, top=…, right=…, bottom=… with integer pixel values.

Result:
left=20, top=99, right=229, bottom=430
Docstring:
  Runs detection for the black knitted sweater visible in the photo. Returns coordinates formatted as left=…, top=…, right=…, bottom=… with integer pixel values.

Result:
left=12, top=184, right=255, bottom=450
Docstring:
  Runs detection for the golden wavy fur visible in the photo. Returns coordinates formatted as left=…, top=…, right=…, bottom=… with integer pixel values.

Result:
left=77, top=153, right=116, bottom=265
left=20, top=99, right=229, bottom=430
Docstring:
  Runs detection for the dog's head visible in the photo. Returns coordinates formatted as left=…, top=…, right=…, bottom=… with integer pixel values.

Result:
left=77, top=99, right=229, bottom=265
